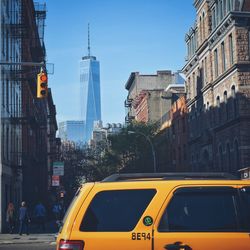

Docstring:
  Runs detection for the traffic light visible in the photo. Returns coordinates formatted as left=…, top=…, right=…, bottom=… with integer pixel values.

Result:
left=37, top=71, right=48, bottom=98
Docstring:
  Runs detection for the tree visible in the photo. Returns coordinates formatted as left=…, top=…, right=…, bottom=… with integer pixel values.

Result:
left=107, top=121, right=159, bottom=173
left=60, top=122, right=159, bottom=201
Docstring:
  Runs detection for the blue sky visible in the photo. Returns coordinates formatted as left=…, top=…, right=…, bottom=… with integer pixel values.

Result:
left=42, top=0, right=195, bottom=125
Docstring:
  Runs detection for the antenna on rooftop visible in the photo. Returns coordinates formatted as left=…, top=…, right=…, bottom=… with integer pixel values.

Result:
left=88, top=23, right=91, bottom=57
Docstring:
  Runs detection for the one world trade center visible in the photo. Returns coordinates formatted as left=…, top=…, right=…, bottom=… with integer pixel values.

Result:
left=80, top=25, right=101, bottom=142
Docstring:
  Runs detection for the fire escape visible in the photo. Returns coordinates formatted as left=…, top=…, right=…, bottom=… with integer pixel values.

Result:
left=3, top=0, right=47, bottom=169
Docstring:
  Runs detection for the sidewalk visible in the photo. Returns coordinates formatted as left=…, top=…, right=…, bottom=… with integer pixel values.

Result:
left=0, top=233, right=56, bottom=245
left=0, top=220, right=58, bottom=245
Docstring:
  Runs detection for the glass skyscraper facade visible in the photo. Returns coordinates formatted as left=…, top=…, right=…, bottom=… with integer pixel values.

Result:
left=80, top=55, right=101, bottom=142
left=58, top=120, right=85, bottom=144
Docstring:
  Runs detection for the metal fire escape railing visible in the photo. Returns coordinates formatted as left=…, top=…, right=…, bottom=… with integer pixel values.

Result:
left=1, top=0, right=48, bottom=169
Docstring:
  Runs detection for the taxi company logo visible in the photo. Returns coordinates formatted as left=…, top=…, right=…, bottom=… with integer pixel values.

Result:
left=143, top=216, right=153, bottom=226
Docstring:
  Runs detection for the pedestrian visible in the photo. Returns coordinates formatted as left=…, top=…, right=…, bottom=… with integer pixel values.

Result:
left=18, top=201, right=30, bottom=235
left=6, top=202, right=16, bottom=233
left=34, top=201, right=46, bottom=232
left=52, top=202, right=62, bottom=221
left=52, top=202, right=62, bottom=229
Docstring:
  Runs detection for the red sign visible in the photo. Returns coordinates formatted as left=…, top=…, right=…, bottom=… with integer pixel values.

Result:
left=52, top=175, right=60, bottom=186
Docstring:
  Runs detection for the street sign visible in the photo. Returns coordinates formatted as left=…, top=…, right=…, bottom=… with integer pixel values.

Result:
left=52, top=175, right=60, bottom=186
left=53, top=162, right=64, bottom=176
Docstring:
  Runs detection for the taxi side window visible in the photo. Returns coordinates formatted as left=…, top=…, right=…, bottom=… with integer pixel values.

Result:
left=80, top=189, right=156, bottom=232
left=158, top=187, right=240, bottom=232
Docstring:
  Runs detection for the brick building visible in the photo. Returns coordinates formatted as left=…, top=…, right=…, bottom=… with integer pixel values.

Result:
left=21, top=0, right=49, bottom=206
left=125, top=71, right=184, bottom=125
left=0, top=0, right=23, bottom=232
left=183, top=0, right=250, bottom=173
left=47, top=89, right=59, bottom=191
left=0, top=0, right=58, bottom=232
left=155, top=85, right=188, bottom=172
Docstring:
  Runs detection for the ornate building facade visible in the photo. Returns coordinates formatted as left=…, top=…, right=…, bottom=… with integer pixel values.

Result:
left=183, top=0, right=250, bottom=173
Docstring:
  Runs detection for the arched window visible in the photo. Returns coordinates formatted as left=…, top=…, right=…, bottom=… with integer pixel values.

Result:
left=216, top=96, right=220, bottom=107
left=202, top=12, right=205, bottom=41
left=216, top=96, right=221, bottom=124
left=224, top=91, right=228, bottom=120
left=231, top=85, right=237, bottom=117
left=231, top=85, right=236, bottom=98
left=199, top=16, right=202, bottom=43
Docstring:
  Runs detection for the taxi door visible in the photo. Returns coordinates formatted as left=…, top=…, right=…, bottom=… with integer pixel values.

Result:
left=153, top=185, right=250, bottom=250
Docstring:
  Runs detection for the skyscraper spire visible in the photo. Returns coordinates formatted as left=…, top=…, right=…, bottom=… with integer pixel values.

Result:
left=88, top=23, right=91, bottom=57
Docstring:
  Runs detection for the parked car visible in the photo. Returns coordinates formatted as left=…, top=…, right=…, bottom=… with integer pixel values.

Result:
left=56, top=172, right=250, bottom=250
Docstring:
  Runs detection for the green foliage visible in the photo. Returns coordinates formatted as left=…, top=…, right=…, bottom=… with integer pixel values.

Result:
left=107, top=121, right=159, bottom=173
left=61, top=121, right=159, bottom=200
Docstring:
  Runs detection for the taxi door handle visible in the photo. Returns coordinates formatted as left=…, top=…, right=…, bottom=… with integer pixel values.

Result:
left=164, top=241, right=192, bottom=250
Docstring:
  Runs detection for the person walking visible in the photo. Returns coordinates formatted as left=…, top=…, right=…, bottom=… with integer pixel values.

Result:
left=34, top=201, right=46, bottom=232
left=18, top=201, right=30, bottom=235
left=6, top=202, right=15, bottom=233
left=52, top=202, right=62, bottom=229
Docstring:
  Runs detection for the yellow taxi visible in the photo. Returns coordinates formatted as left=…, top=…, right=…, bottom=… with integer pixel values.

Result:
left=56, top=172, right=250, bottom=250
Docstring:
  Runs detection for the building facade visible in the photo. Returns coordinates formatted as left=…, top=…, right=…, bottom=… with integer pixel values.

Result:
left=155, top=85, right=188, bottom=172
left=79, top=54, right=101, bottom=142
left=0, top=0, right=23, bottom=233
left=183, top=0, right=250, bottom=174
left=89, top=122, right=122, bottom=149
left=21, top=0, right=49, bottom=209
left=47, top=89, right=59, bottom=191
left=125, top=71, right=183, bottom=125
left=0, top=0, right=57, bottom=232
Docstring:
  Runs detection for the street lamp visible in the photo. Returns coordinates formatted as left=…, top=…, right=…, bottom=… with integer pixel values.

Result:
left=128, top=131, right=156, bottom=173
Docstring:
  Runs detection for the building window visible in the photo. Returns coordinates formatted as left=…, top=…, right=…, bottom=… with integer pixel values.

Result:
left=231, top=85, right=237, bottom=117
left=228, top=0, right=234, bottom=12
left=6, top=127, right=9, bottom=161
left=192, top=72, right=196, bottom=98
left=221, top=42, right=226, bottom=72
left=212, top=8, right=216, bottom=30
left=214, top=49, right=218, bottom=78
left=202, top=12, right=205, bottom=40
left=6, top=80, right=9, bottom=112
left=216, top=96, right=220, bottom=107
left=204, top=57, right=207, bottom=84
left=223, top=0, right=227, bottom=15
left=229, top=34, right=234, bottom=66
left=216, top=96, right=221, bottom=124
left=199, top=16, right=202, bottom=43
left=224, top=91, right=229, bottom=120
left=201, top=60, right=205, bottom=87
